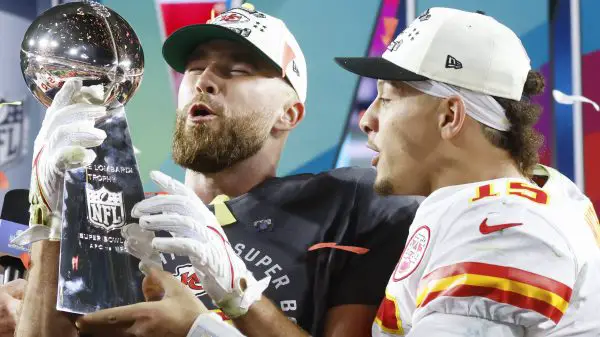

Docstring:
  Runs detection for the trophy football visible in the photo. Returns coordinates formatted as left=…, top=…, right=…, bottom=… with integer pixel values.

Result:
left=20, top=1, right=145, bottom=313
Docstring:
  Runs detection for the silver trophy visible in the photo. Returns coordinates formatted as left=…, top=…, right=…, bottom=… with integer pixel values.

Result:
left=20, top=1, right=146, bottom=313
left=20, top=0, right=143, bottom=107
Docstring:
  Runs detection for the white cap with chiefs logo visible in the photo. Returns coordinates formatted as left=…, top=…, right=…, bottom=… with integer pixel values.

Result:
left=335, top=7, right=531, bottom=101
left=163, top=4, right=307, bottom=103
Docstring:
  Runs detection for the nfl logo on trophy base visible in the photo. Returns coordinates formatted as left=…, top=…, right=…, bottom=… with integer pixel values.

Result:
left=86, top=185, right=126, bottom=232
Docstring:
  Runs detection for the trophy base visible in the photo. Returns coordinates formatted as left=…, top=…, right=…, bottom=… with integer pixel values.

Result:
left=57, top=107, right=145, bottom=314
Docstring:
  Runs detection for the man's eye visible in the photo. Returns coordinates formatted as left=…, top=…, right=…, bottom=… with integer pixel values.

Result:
left=187, top=68, right=205, bottom=73
left=231, top=68, right=250, bottom=75
left=380, top=98, right=391, bottom=105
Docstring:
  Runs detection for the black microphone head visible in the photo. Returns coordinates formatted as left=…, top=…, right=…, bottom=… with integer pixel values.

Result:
left=1, top=189, right=30, bottom=225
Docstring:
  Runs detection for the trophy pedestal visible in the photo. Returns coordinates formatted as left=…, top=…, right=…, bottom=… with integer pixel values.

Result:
left=57, top=107, right=145, bottom=314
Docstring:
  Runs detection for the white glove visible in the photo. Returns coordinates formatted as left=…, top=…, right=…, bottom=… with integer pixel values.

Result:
left=12, top=79, right=107, bottom=245
left=127, top=171, right=270, bottom=318
left=187, top=313, right=247, bottom=337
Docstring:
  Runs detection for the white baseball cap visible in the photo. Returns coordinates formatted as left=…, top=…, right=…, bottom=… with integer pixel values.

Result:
left=163, top=5, right=307, bottom=103
left=335, top=7, right=531, bottom=101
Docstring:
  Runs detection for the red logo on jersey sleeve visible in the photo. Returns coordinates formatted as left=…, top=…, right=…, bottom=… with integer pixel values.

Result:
left=392, top=226, right=430, bottom=282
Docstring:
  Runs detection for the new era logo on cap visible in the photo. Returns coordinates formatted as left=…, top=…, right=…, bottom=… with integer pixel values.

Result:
left=445, top=55, right=462, bottom=69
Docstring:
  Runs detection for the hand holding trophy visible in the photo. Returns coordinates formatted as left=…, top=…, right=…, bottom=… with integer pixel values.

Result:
left=16, top=0, right=146, bottom=313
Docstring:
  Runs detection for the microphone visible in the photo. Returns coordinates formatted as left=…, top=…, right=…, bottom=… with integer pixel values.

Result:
left=0, top=189, right=30, bottom=284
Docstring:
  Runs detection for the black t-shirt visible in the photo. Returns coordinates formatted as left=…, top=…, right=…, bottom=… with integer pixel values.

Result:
left=161, top=167, right=421, bottom=336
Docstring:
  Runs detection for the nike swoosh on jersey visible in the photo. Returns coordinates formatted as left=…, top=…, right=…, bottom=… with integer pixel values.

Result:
left=479, top=218, right=523, bottom=234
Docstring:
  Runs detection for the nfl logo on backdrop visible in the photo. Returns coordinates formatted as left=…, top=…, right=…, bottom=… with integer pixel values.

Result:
left=86, top=185, right=126, bottom=232
left=0, top=100, right=26, bottom=169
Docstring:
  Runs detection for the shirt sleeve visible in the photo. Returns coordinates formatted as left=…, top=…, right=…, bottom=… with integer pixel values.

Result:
left=328, top=169, right=422, bottom=307
left=414, top=198, right=577, bottom=330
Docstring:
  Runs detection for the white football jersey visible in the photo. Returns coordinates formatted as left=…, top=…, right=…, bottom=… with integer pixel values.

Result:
left=373, top=169, right=600, bottom=336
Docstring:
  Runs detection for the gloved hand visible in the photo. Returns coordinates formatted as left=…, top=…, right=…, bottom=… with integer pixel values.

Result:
left=12, top=79, right=107, bottom=245
left=123, top=171, right=270, bottom=318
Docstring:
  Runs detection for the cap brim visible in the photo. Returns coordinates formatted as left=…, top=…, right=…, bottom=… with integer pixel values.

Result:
left=334, top=57, right=428, bottom=81
left=163, top=24, right=279, bottom=73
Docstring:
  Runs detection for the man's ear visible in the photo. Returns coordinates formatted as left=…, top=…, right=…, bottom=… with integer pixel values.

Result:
left=273, top=102, right=305, bottom=131
left=438, top=95, right=466, bottom=140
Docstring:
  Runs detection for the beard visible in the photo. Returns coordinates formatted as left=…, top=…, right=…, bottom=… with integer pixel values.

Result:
left=172, top=98, right=271, bottom=174
left=374, top=177, right=395, bottom=196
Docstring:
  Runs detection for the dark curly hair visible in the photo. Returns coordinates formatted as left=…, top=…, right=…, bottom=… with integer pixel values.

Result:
left=480, top=70, right=545, bottom=175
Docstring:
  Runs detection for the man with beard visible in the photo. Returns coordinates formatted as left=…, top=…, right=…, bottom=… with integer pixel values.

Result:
left=14, top=6, right=421, bottom=337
